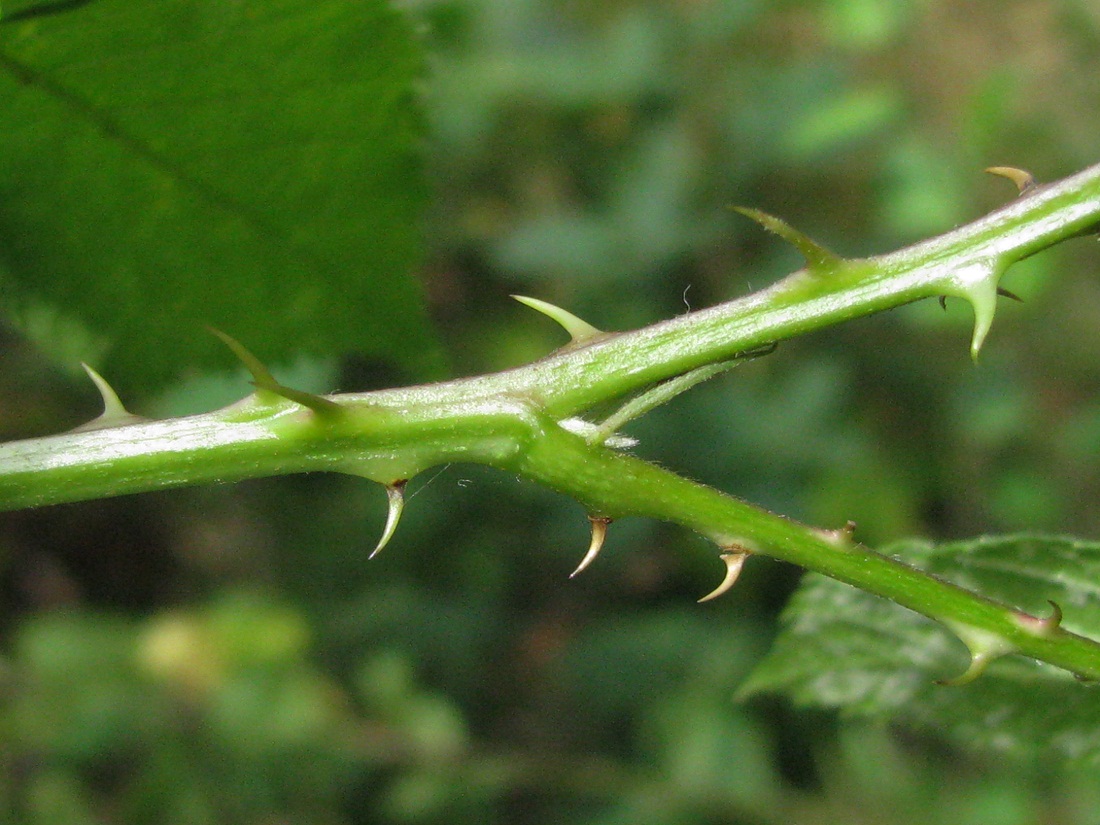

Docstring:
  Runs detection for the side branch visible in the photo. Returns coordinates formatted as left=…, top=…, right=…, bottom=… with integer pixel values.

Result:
left=511, top=421, right=1100, bottom=681
left=2, top=164, right=1100, bottom=680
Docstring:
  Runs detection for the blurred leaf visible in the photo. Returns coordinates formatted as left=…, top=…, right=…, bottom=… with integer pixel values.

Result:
left=495, top=212, right=621, bottom=281
left=741, top=535, right=1100, bottom=765
left=0, top=0, right=439, bottom=395
left=26, top=771, right=100, bottom=825
left=646, top=692, right=781, bottom=808
left=880, top=138, right=969, bottom=237
left=496, top=123, right=710, bottom=284
left=823, top=0, right=911, bottom=49
left=0, top=0, right=68, bottom=19
left=11, top=612, right=152, bottom=760
left=782, top=85, right=901, bottom=161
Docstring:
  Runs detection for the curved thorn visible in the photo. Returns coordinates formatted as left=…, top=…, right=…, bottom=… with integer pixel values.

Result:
left=570, top=517, right=611, bottom=578
left=71, top=363, right=147, bottom=431
left=996, top=286, right=1024, bottom=303
left=732, top=207, right=841, bottom=273
left=939, top=621, right=1015, bottom=685
left=1014, top=600, right=1064, bottom=637
left=1046, top=599, right=1064, bottom=629
left=985, top=166, right=1037, bottom=195
left=210, top=327, right=279, bottom=389
left=210, top=327, right=341, bottom=416
left=939, top=295, right=948, bottom=311
left=81, top=363, right=130, bottom=419
left=698, top=551, right=750, bottom=603
left=512, top=295, right=604, bottom=344
left=941, top=262, right=1000, bottom=361
left=936, top=651, right=994, bottom=687
left=370, top=481, right=407, bottom=559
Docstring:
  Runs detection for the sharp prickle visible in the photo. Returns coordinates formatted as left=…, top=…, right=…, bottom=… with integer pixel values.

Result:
left=570, top=517, right=611, bottom=578
left=985, top=166, right=1038, bottom=195
left=732, top=207, right=841, bottom=273
left=70, top=364, right=147, bottom=431
left=370, top=481, right=408, bottom=559
left=210, top=327, right=342, bottom=416
left=698, top=550, right=750, bottom=603
left=512, top=295, right=605, bottom=345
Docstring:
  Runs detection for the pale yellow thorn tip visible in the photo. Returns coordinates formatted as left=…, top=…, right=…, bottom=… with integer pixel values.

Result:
left=512, top=295, right=603, bottom=344
left=570, top=517, right=611, bottom=578
left=370, top=482, right=407, bottom=559
left=697, top=551, right=750, bottom=603
left=985, top=166, right=1037, bottom=195
left=81, top=362, right=130, bottom=419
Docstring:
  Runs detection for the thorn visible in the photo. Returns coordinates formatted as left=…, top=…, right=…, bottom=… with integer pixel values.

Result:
left=985, top=166, right=1037, bottom=195
left=570, top=517, right=611, bottom=578
left=733, top=207, right=841, bottom=273
left=209, top=327, right=278, bottom=387
left=940, top=262, right=1001, bottom=360
left=70, top=364, right=147, bottom=431
left=1013, top=600, right=1063, bottom=637
left=210, top=328, right=342, bottom=416
left=937, top=265, right=1019, bottom=360
left=938, top=621, right=1016, bottom=686
left=816, top=520, right=857, bottom=547
left=369, top=481, right=407, bottom=559
left=968, top=278, right=999, bottom=362
left=1046, top=599, right=1064, bottom=628
left=512, top=295, right=605, bottom=345
left=81, top=363, right=131, bottom=420
left=698, top=549, right=750, bottom=603
left=935, top=650, right=996, bottom=687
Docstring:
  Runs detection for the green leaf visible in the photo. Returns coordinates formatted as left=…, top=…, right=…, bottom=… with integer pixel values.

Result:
left=0, top=0, right=440, bottom=395
left=741, top=535, right=1100, bottom=765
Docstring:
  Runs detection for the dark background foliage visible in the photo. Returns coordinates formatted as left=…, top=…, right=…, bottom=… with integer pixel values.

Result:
left=2, top=0, right=1100, bottom=822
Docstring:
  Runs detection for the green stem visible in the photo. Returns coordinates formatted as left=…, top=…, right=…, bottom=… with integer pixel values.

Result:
left=514, top=420, right=1100, bottom=680
left=3, top=163, right=1100, bottom=678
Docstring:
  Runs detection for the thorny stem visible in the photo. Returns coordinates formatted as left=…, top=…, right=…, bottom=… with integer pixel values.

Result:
left=2, top=163, right=1100, bottom=678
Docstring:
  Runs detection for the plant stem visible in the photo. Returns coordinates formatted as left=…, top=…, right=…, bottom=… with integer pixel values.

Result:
left=513, top=419, right=1100, bottom=680
left=3, top=163, right=1100, bottom=677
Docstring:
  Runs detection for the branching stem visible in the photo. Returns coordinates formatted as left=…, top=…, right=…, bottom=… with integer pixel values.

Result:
left=3, top=162, right=1100, bottom=678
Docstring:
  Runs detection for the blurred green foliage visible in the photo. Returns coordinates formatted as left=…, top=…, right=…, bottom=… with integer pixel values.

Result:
left=0, top=0, right=439, bottom=395
left=2, top=0, right=1100, bottom=823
